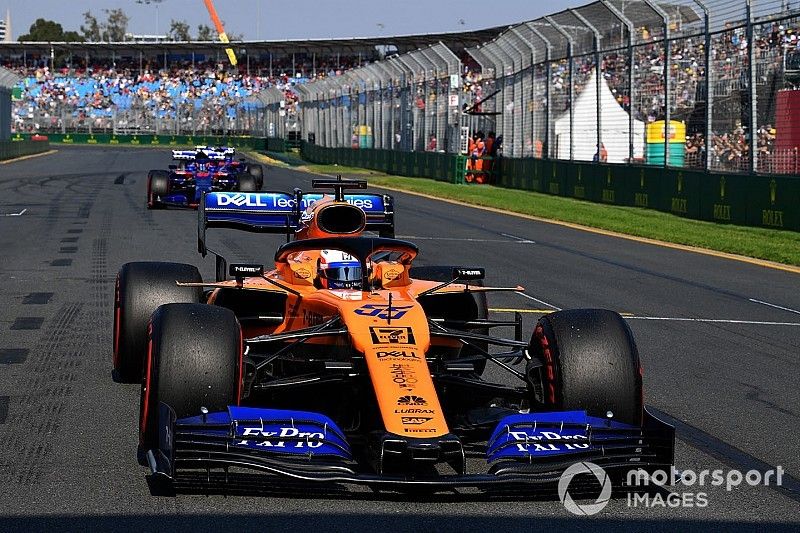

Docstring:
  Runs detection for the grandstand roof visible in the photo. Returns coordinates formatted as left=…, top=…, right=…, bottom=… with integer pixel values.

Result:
left=0, top=25, right=508, bottom=56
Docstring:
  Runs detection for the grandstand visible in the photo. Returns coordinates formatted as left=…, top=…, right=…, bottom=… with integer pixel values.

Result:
left=294, top=0, right=800, bottom=175
left=5, top=0, right=800, bottom=175
left=1, top=26, right=506, bottom=137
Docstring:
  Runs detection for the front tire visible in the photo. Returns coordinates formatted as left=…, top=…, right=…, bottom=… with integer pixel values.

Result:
left=113, top=262, right=202, bottom=383
left=139, top=303, right=242, bottom=449
left=530, top=309, right=643, bottom=425
left=147, top=170, right=170, bottom=209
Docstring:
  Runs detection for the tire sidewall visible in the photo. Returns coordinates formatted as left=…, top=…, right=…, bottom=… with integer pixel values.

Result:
left=139, top=303, right=242, bottom=448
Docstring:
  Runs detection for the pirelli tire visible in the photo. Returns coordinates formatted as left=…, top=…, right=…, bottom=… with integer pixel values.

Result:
left=139, top=303, right=242, bottom=450
left=147, top=170, right=170, bottom=209
left=238, top=173, right=259, bottom=192
left=409, top=265, right=488, bottom=375
left=530, top=309, right=643, bottom=426
left=113, top=262, right=202, bottom=383
left=247, top=164, right=264, bottom=189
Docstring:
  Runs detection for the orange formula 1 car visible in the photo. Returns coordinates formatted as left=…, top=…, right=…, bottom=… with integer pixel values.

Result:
left=113, top=178, right=674, bottom=493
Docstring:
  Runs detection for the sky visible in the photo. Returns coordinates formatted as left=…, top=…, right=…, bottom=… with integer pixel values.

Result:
left=2, top=0, right=587, bottom=41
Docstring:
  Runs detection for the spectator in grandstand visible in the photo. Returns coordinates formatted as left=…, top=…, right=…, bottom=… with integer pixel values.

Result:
left=427, top=134, right=437, bottom=152
left=11, top=57, right=316, bottom=135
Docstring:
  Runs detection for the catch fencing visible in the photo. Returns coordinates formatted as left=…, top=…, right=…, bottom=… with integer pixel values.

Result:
left=289, top=0, right=800, bottom=176
left=0, top=66, right=20, bottom=140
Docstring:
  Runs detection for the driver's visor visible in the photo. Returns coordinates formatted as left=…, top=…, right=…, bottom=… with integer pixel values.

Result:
left=322, top=262, right=362, bottom=282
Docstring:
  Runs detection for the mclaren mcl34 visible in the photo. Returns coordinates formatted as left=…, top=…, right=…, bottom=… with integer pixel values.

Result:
left=114, top=178, right=674, bottom=493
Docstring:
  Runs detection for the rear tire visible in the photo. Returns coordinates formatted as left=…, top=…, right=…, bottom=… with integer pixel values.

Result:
left=113, top=262, right=202, bottom=383
left=147, top=170, right=170, bottom=209
left=139, top=303, right=242, bottom=449
left=248, top=164, right=264, bottom=189
left=530, top=309, right=643, bottom=425
left=410, top=265, right=488, bottom=374
left=238, top=174, right=258, bottom=192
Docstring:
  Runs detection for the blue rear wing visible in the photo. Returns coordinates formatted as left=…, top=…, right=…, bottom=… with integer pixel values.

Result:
left=172, top=149, right=197, bottom=161
left=198, top=190, right=394, bottom=255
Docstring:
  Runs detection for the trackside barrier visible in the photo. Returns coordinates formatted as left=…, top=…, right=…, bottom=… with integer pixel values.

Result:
left=301, top=142, right=454, bottom=182
left=12, top=133, right=267, bottom=150
left=300, top=142, right=800, bottom=232
left=1, top=139, right=50, bottom=160
left=266, top=137, right=287, bottom=152
left=13, top=132, right=797, bottom=232
left=495, top=158, right=800, bottom=232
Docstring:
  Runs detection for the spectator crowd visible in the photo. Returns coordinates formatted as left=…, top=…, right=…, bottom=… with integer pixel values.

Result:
left=6, top=53, right=369, bottom=135
left=6, top=12, right=800, bottom=173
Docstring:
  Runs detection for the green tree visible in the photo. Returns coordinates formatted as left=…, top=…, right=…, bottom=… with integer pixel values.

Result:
left=18, top=18, right=84, bottom=42
left=80, top=11, right=102, bottom=41
left=103, top=8, right=129, bottom=42
left=81, top=9, right=129, bottom=42
left=196, top=24, right=215, bottom=41
left=168, top=19, right=191, bottom=41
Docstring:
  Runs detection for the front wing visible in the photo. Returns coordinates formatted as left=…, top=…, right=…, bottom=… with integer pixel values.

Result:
left=146, top=403, right=675, bottom=492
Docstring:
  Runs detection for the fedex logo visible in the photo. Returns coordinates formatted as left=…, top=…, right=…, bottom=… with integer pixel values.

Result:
left=355, top=304, right=414, bottom=320
left=506, top=430, right=589, bottom=452
left=236, top=426, right=325, bottom=448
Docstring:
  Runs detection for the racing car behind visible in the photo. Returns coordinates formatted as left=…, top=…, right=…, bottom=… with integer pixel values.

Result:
left=146, top=148, right=264, bottom=209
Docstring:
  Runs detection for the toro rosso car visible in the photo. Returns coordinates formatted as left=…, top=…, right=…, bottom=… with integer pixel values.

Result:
left=195, top=146, right=265, bottom=189
left=114, top=178, right=674, bottom=493
left=146, top=149, right=264, bottom=209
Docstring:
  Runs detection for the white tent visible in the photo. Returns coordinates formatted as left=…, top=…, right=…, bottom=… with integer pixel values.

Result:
left=554, top=69, right=645, bottom=163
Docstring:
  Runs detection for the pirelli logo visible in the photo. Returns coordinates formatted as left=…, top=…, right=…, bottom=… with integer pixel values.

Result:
left=370, top=326, right=416, bottom=345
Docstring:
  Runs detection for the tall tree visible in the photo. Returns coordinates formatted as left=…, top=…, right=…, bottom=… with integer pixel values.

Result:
left=18, top=18, right=84, bottom=42
left=168, top=19, right=191, bottom=41
left=81, top=9, right=129, bottom=42
left=196, top=24, right=215, bottom=41
left=80, top=11, right=102, bottom=42
left=103, top=8, right=129, bottom=42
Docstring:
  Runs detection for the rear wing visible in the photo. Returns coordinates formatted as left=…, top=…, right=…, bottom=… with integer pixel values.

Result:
left=198, top=190, right=395, bottom=255
left=172, top=149, right=197, bottom=161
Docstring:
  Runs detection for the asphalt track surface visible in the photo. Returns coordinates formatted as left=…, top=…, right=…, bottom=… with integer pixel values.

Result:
left=0, top=146, right=799, bottom=532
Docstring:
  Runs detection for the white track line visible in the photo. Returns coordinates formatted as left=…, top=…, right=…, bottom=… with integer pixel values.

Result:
left=396, top=235, right=520, bottom=243
left=517, top=292, right=562, bottom=310
left=748, top=298, right=800, bottom=316
left=2, top=208, right=26, bottom=217
left=626, top=316, right=800, bottom=326
left=499, top=232, right=536, bottom=244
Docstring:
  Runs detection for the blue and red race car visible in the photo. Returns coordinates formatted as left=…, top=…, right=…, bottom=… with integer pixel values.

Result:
left=146, top=147, right=264, bottom=209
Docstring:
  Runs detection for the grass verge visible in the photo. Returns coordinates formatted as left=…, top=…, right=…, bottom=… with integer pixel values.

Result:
left=301, top=163, right=374, bottom=175
left=301, top=163, right=800, bottom=267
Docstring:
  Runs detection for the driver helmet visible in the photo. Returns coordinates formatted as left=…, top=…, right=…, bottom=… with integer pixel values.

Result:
left=318, top=250, right=362, bottom=290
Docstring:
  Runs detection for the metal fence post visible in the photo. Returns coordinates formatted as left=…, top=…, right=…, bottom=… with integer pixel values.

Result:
left=528, top=24, right=552, bottom=160
left=643, top=0, right=670, bottom=168
left=600, top=0, right=635, bottom=163
left=571, top=9, right=603, bottom=164
left=546, top=16, right=574, bottom=161
left=746, top=0, right=757, bottom=173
